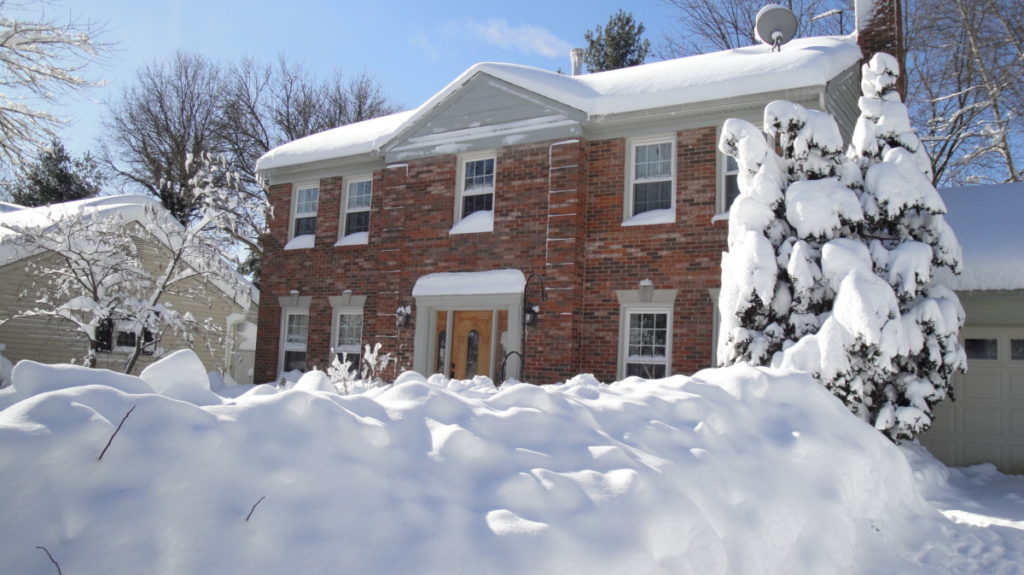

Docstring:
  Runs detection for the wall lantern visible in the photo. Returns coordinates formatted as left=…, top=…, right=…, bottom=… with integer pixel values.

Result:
left=289, top=289, right=300, bottom=306
left=396, top=304, right=413, bottom=329
left=523, top=273, right=548, bottom=327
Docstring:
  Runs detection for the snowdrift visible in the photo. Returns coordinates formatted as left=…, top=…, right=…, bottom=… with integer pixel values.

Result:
left=0, top=352, right=997, bottom=574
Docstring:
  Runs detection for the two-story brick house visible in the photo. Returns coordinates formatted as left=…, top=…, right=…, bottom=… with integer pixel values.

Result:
left=253, top=1, right=903, bottom=385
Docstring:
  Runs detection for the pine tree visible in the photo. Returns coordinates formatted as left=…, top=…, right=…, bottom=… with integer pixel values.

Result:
left=583, top=10, right=651, bottom=73
left=12, top=139, right=102, bottom=207
left=719, top=53, right=965, bottom=441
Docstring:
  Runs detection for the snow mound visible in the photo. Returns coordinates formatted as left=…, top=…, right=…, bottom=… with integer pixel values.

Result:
left=0, top=362, right=1007, bottom=573
left=140, top=350, right=222, bottom=405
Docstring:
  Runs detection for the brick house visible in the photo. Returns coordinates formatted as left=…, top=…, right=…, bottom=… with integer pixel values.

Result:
left=253, top=2, right=902, bottom=385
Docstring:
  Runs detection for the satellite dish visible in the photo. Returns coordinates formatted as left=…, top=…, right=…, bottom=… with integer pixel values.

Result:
left=755, top=4, right=799, bottom=51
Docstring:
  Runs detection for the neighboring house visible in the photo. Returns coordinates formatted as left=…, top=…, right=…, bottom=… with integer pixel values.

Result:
left=253, top=1, right=903, bottom=385
left=0, top=195, right=259, bottom=383
left=920, top=182, right=1024, bottom=474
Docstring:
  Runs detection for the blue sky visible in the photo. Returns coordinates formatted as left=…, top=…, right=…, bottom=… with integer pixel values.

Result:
left=55, top=0, right=678, bottom=157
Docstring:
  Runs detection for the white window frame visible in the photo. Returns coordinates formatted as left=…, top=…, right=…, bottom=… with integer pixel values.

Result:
left=277, top=295, right=312, bottom=376
left=615, top=288, right=677, bottom=380
left=329, top=292, right=367, bottom=365
left=625, top=135, right=676, bottom=222
left=339, top=175, right=372, bottom=242
left=455, top=150, right=496, bottom=224
left=719, top=152, right=740, bottom=214
left=291, top=182, right=319, bottom=240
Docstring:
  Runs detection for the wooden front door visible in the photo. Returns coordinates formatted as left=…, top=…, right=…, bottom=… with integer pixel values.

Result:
left=451, top=310, right=493, bottom=379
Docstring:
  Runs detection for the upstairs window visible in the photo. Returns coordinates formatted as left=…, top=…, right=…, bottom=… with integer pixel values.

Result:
left=293, top=183, right=319, bottom=238
left=451, top=151, right=496, bottom=235
left=723, top=154, right=740, bottom=211
left=627, top=137, right=675, bottom=222
left=460, top=154, right=495, bottom=219
left=342, top=177, right=372, bottom=238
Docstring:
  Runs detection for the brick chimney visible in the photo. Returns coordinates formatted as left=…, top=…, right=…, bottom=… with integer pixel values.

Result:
left=855, top=0, right=905, bottom=94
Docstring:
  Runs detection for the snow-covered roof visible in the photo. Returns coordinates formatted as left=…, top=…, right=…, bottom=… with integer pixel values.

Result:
left=939, top=182, right=1024, bottom=292
left=0, top=201, right=23, bottom=213
left=0, top=195, right=163, bottom=267
left=0, top=194, right=258, bottom=308
left=256, top=35, right=862, bottom=172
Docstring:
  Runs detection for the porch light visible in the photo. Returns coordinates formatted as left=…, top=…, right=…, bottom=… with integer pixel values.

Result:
left=289, top=289, right=300, bottom=306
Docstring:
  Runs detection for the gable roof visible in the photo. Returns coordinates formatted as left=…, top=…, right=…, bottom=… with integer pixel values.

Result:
left=0, top=195, right=258, bottom=308
left=939, top=182, right=1024, bottom=292
left=256, top=35, right=862, bottom=174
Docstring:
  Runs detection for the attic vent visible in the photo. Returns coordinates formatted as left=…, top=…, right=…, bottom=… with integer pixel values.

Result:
left=755, top=4, right=799, bottom=51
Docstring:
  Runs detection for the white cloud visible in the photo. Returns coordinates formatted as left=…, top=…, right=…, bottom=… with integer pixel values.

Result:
left=470, top=18, right=572, bottom=58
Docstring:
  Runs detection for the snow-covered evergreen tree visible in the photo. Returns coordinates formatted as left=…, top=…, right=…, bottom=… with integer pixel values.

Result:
left=718, top=53, right=965, bottom=441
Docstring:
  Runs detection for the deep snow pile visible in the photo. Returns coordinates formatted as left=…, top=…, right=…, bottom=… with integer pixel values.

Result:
left=0, top=351, right=1020, bottom=574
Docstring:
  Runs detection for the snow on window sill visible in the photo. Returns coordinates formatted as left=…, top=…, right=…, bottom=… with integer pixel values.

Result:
left=335, top=232, right=368, bottom=247
left=284, top=234, right=315, bottom=250
left=622, top=208, right=675, bottom=227
left=449, top=210, right=494, bottom=235
left=712, top=211, right=730, bottom=222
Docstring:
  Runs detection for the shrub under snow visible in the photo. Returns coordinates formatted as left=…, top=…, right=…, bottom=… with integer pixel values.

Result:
left=718, top=53, right=965, bottom=441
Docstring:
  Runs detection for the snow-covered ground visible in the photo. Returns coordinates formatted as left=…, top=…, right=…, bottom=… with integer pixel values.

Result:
left=1, top=351, right=1022, bottom=574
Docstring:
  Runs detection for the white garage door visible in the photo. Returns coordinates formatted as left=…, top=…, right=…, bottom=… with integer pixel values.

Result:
left=920, top=327, right=1024, bottom=474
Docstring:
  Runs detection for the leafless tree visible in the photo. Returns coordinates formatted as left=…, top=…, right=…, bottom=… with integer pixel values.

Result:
left=657, top=0, right=849, bottom=58
left=104, top=53, right=400, bottom=278
left=907, top=0, right=1022, bottom=184
left=102, top=51, right=223, bottom=226
left=0, top=0, right=105, bottom=171
left=661, top=0, right=1023, bottom=186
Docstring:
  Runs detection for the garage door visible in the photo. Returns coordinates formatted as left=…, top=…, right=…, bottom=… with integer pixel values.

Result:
left=920, top=327, right=1024, bottom=474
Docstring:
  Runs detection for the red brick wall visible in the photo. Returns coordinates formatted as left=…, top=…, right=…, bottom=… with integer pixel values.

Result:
left=254, top=131, right=727, bottom=385
left=579, top=127, right=727, bottom=381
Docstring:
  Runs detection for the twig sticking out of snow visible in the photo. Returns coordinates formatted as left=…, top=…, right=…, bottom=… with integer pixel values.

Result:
left=34, top=546, right=63, bottom=575
left=98, top=405, right=136, bottom=461
left=245, top=496, right=266, bottom=522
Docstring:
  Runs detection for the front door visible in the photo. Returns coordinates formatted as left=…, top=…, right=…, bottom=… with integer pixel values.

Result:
left=451, top=310, right=493, bottom=380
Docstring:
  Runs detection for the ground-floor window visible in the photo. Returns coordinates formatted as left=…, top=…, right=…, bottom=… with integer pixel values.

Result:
left=625, top=311, right=669, bottom=378
left=283, top=312, right=309, bottom=372
left=278, top=294, right=312, bottom=376
left=616, top=284, right=677, bottom=380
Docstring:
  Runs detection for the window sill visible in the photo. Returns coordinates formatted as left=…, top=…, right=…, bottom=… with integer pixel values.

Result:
left=449, top=210, right=494, bottom=235
left=622, top=208, right=675, bottom=227
left=335, top=232, right=369, bottom=247
left=711, top=211, right=730, bottom=222
left=284, top=234, right=315, bottom=250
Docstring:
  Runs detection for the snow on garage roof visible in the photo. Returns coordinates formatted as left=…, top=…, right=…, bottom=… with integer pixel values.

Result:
left=939, top=182, right=1024, bottom=292
left=256, top=35, right=861, bottom=172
